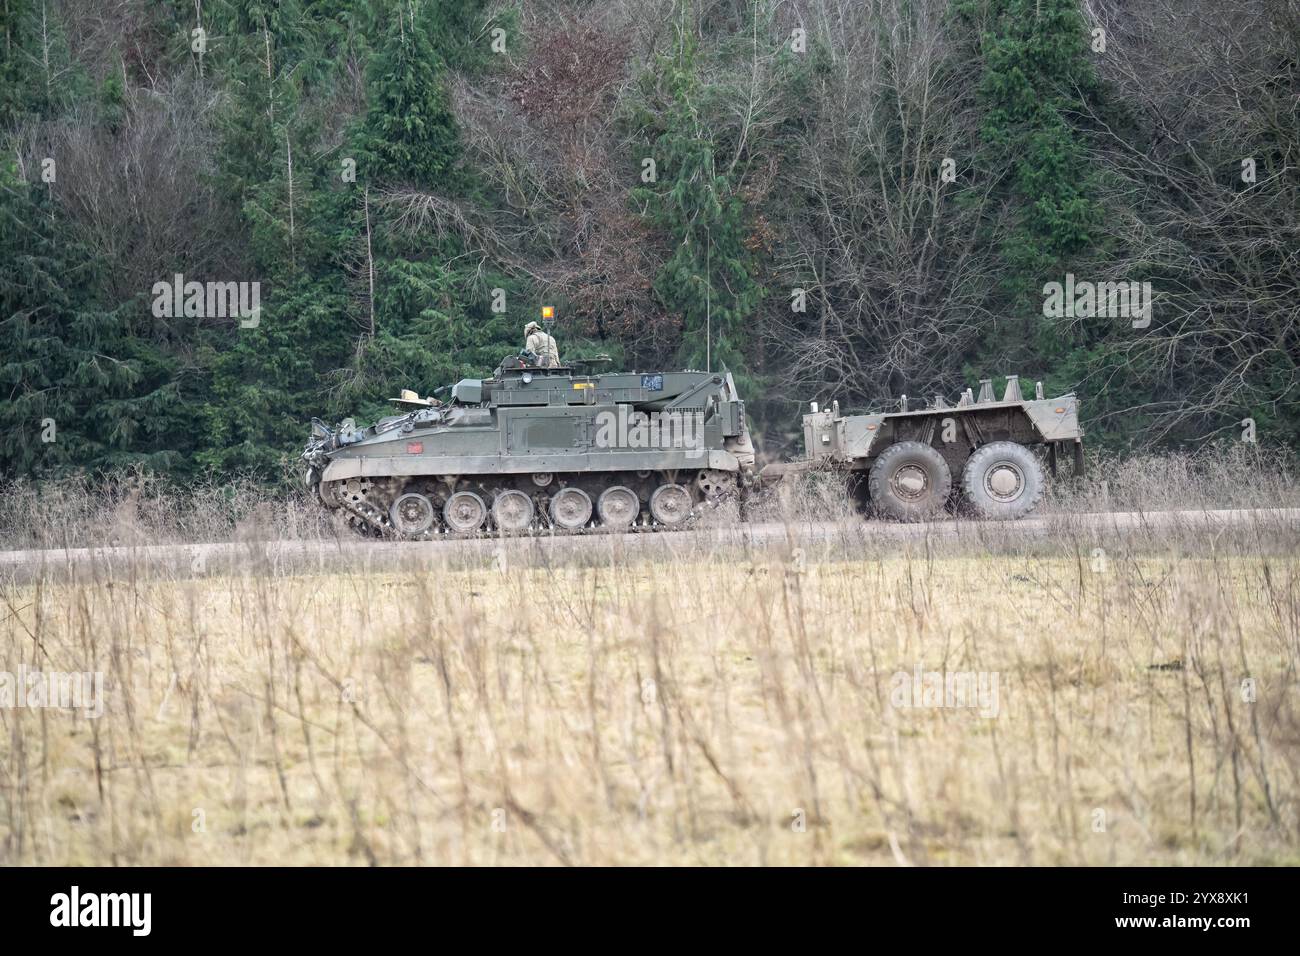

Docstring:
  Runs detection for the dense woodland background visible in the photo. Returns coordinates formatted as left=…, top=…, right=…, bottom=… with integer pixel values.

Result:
left=1, top=0, right=1297, bottom=480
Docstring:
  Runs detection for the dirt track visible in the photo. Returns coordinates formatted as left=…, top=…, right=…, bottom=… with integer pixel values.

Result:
left=2, top=507, right=1297, bottom=584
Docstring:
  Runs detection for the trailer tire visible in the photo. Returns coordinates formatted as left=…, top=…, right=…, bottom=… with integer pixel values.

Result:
left=867, top=441, right=952, bottom=521
left=961, top=441, right=1044, bottom=520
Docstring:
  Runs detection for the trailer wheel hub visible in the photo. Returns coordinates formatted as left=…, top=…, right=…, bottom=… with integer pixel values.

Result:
left=986, top=463, right=1024, bottom=500
left=893, top=465, right=928, bottom=499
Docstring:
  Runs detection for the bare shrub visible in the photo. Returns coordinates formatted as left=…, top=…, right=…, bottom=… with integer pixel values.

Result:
left=1045, top=443, right=1300, bottom=513
left=0, top=468, right=328, bottom=551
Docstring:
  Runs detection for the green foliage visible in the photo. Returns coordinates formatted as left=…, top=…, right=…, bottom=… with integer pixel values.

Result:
left=631, top=35, right=763, bottom=388
left=355, top=4, right=464, bottom=189
left=348, top=2, right=519, bottom=402
left=952, top=0, right=1109, bottom=397
left=0, top=0, right=86, bottom=124
left=0, top=163, right=195, bottom=476
left=971, top=0, right=1101, bottom=262
left=196, top=0, right=521, bottom=473
left=3, top=0, right=1295, bottom=483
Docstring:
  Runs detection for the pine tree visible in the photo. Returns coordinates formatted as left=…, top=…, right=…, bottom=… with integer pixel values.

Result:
left=356, top=1, right=464, bottom=189
left=958, top=0, right=1103, bottom=374
left=345, top=1, right=519, bottom=414
left=198, top=3, right=359, bottom=473
left=0, top=158, right=194, bottom=476
left=0, top=0, right=84, bottom=125
left=632, top=35, right=762, bottom=385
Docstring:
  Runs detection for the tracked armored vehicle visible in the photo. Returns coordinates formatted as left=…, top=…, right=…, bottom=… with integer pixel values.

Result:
left=761, top=375, right=1084, bottom=520
left=302, top=356, right=755, bottom=537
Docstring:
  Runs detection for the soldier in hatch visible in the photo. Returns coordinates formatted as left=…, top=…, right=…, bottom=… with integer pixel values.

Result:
left=524, top=320, right=560, bottom=368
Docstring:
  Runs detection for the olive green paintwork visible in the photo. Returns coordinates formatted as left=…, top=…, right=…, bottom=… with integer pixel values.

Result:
left=312, top=364, right=754, bottom=483
left=763, top=377, right=1083, bottom=477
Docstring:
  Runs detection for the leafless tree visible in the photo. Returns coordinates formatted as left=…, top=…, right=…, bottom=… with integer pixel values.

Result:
left=1076, top=0, right=1300, bottom=442
left=758, top=0, right=998, bottom=427
left=38, top=78, right=242, bottom=332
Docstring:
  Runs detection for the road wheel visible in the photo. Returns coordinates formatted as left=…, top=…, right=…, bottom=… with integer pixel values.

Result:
left=549, top=487, right=593, bottom=530
left=961, top=441, right=1044, bottom=520
left=597, top=485, right=640, bottom=528
left=491, top=489, right=534, bottom=533
left=649, top=483, right=693, bottom=527
left=695, top=469, right=734, bottom=499
left=867, top=441, right=952, bottom=521
left=443, top=491, right=487, bottom=534
left=389, top=492, right=436, bottom=535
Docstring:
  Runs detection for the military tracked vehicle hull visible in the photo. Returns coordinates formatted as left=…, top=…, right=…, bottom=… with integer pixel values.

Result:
left=302, top=359, right=755, bottom=538
left=760, top=375, right=1084, bottom=521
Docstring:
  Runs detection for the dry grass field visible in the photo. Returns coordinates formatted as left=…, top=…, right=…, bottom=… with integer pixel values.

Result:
left=2, top=506, right=1298, bottom=866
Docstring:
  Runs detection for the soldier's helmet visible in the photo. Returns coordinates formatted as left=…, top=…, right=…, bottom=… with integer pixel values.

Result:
left=524, top=321, right=541, bottom=335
